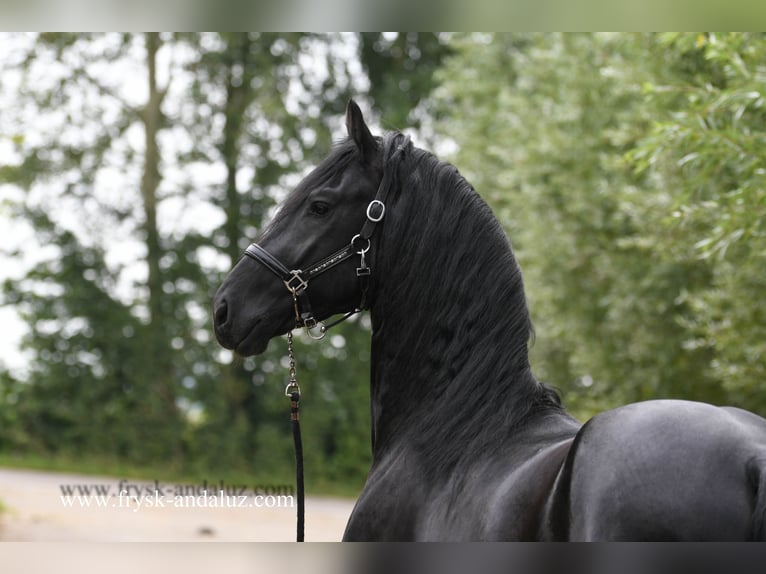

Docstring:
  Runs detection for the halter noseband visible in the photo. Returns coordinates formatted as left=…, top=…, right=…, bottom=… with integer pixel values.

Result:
left=243, top=135, right=411, bottom=339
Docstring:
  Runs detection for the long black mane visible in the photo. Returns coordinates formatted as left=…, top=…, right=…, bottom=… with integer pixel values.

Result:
left=368, top=133, right=563, bottom=472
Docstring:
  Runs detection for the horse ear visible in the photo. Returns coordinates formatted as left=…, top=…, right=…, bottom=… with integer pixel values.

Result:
left=345, top=99, right=378, bottom=163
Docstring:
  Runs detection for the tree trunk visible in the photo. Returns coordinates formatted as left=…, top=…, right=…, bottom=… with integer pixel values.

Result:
left=221, top=33, right=251, bottom=264
left=139, top=32, right=179, bottom=452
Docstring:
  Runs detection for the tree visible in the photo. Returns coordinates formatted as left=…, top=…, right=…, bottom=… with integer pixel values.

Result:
left=1, top=33, right=188, bottom=460
left=359, top=32, right=452, bottom=133
left=0, top=32, right=464, bottom=490
left=628, top=33, right=766, bottom=408
left=177, top=32, right=372, bottom=480
left=434, top=33, right=744, bottom=419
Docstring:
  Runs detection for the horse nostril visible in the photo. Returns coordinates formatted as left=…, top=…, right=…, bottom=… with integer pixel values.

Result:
left=214, top=299, right=229, bottom=328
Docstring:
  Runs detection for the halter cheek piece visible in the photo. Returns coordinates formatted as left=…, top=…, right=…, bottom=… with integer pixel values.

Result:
left=243, top=135, right=410, bottom=339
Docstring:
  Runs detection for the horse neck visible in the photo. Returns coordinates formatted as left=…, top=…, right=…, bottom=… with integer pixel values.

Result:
left=367, top=157, right=547, bottom=463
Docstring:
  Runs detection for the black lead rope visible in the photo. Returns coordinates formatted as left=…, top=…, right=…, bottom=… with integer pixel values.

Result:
left=290, top=390, right=304, bottom=542
left=285, top=331, right=304, bottom=542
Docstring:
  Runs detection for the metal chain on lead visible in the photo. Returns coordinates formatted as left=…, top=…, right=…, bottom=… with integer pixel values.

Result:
left=285, top=331, right=301, bottom=398
left=284, top=329, right=304, bottom=542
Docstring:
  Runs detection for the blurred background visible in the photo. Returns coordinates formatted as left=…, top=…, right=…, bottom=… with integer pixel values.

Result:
left=1, top=32, right=765, bottom=539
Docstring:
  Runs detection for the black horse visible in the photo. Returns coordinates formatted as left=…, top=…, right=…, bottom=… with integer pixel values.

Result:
left=213, top=100, right=766, bottom=541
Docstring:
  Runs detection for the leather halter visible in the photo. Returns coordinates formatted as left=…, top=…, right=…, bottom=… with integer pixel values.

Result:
left=243, top=134, right=411, bottom=338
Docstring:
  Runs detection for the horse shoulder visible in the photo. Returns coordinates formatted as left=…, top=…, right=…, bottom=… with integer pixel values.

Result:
left=485, top=435, right=576, bottom=540
left=342, top=445, right=425, bottom=541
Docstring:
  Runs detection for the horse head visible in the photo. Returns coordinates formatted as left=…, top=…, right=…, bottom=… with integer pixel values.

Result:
left=213, top=100, right=385, bottom=356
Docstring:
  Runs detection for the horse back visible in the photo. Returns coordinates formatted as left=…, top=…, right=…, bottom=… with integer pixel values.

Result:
left=559, top=399, right=766, bottom=540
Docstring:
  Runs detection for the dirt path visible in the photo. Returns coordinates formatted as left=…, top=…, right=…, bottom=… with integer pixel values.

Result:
left=0, top=467, right=355, bottom=541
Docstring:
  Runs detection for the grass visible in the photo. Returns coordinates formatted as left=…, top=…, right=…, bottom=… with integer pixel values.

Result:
left=0, top=451, right=361, bottom=498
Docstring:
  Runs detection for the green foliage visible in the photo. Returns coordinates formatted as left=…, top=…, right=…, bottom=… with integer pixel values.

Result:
left=0, top=33, right=428, bottom=493
left=359, top=33, right=452, bottom=130
left=435, top=33, right=766, bottom=418
left=6, top=32, right=764, bottom=496
left=629, top=33, right=766, bottom=406
left=2, top=208, right=182, bottom=461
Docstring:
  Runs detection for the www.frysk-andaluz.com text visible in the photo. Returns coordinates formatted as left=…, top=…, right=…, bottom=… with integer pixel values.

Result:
left=59, top=479, right=295, bottom=511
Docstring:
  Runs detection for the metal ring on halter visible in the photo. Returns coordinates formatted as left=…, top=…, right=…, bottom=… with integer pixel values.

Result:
left=351, top=234, right=371, bottom=255
left=366, top=200, right=386, bottom=223
left=306, top=322, right=327, bottom=340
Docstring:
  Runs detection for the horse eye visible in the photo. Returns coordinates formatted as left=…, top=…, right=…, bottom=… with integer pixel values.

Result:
left=309, top=201, right=330, bottom=216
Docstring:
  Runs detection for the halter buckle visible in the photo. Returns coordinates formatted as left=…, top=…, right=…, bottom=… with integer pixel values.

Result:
left=366, top=200, right=386, bottom=222
left=284, top=270, right=308, bottom=293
